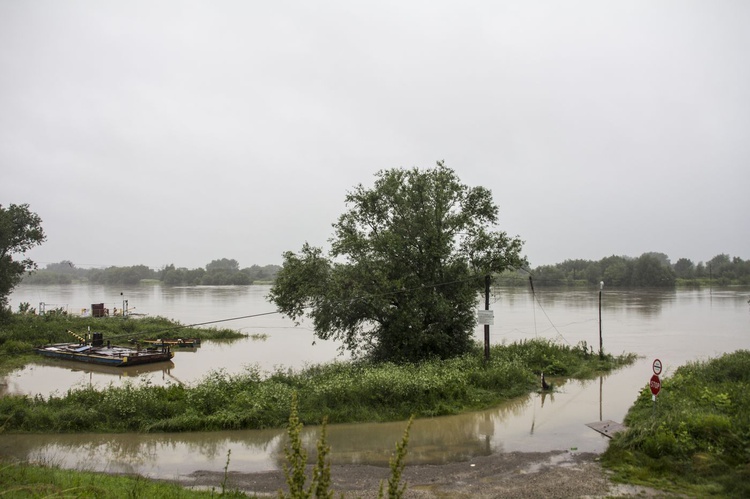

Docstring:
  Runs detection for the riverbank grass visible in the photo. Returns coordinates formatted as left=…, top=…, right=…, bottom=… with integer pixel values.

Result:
left=0, top=332, right=636, bottom=433
left=0, top=459, right=249, bottom=498
left=602, top=349, right=750, bottom=498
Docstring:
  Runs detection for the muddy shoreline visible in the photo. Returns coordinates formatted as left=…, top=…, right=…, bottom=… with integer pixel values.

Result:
left=167, top=450, right=661, bottom=498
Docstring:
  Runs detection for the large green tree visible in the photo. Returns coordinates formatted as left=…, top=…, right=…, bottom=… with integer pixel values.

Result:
left=673, top=257, right=695, bottom=279
left=631, top=253, right=676, bottom=287
left=0, top=204, right=46, bottom=310
left=269, top=163, right=525, bottom=363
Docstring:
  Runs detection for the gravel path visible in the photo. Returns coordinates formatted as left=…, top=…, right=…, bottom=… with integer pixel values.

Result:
left=171, top=450, right=665, bottom=498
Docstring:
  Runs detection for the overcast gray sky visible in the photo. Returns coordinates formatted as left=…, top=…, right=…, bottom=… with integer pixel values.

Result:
left=2, top=1, right=748, bottom=270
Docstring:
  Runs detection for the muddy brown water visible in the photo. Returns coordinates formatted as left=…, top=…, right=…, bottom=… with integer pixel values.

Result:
left=1, top=283, right=748, bottom=480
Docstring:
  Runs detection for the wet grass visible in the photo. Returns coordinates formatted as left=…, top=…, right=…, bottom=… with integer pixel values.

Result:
left=602, top=350, right=750, bottom=498
left=0, top=458, right=249, bottom=498
left=0, top=334, right=635, bottom=433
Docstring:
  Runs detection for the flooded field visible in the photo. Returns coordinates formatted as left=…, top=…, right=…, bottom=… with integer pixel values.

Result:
left=1, top=283, right=748, bottom=479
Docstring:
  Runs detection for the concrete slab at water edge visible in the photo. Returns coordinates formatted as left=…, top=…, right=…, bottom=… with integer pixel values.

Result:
left=585, top=420, right=627, bottom=439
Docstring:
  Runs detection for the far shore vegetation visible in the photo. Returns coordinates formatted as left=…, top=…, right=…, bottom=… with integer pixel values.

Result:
left=19, top=252, right=750, bottom=288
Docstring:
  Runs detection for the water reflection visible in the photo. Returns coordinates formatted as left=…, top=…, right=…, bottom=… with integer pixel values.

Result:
left=529, top=391, right=553, bottom=435
left=605, top=289, right=676, bottom=316
left=515, top=286, right=681, bottom=318
left=0, top=360, right=182, bottom=398
left=320, top=393, right=533, bottom=467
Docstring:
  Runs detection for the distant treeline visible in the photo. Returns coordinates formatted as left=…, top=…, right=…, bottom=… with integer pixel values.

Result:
left=21, top=253, right=749, bottom=288
left=519, top=252, right=750, bottom=287
left=22, top=258, right=280, bottom=286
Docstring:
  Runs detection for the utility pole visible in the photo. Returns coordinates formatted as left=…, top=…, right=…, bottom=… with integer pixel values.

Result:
left=484, top=274, right=491, bottom=362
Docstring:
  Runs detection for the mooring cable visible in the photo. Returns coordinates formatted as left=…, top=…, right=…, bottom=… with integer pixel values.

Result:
left=107, top=310, right=282, bottom=341
left=526, top=275, right=572, bottom=345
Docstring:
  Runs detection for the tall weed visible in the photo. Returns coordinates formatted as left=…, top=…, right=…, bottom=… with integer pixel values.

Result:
left=279, top=392, right=411, bottom=499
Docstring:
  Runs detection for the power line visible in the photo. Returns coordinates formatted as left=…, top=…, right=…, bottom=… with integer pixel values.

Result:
left=108, top=310, right=281, bottom=341
left=527, top=276, right=571, bottom=345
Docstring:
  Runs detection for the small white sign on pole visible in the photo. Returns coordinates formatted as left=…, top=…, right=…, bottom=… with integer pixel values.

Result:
left=477, top=310, right=494, bottom=325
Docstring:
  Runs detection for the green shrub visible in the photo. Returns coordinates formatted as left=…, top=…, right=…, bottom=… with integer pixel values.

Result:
left=0, top=339, right=31, bottom=355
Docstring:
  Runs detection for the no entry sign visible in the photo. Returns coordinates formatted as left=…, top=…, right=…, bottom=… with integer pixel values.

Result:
left=652, top=359, right=662, bottom=375
left=650, top=374, right=661, bottom=396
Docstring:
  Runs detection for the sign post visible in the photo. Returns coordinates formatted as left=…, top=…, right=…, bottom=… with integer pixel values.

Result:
left=650, top=358, right=662, bottom=413
left=598, top=281, right=604, bottom=358
left=483, top=275, right=491, bottom=362
left=649, top=374, right=661, bottom=397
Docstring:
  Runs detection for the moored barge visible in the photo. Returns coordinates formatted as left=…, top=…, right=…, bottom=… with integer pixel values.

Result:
left=36, top=332, right=174, bottom=367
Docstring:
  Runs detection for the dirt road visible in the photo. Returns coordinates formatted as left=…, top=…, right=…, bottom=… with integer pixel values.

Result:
left=173, top=450, right=664, bottom=498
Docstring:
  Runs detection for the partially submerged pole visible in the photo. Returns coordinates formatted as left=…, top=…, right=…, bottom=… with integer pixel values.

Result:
left=599, top=281, right=604, bottom=358
left=484, top=274, right=490, bottom=362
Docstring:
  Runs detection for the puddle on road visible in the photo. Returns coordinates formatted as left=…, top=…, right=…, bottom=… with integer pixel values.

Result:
left=520, top=451, right=580, bottom=474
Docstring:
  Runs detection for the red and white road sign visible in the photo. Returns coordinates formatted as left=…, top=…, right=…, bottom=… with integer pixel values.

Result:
left=650, top=374, right=661, bottom=396
left=652, top=359, right=662, bottom=375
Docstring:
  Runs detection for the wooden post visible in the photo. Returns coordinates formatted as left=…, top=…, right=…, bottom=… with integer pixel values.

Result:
left=484, top=274, right=490, bottom=362
left=598, top=281, right=603, bottom=358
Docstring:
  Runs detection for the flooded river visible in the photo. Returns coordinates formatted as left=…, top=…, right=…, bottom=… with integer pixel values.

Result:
left=1, top=283, right=748, bottom=479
